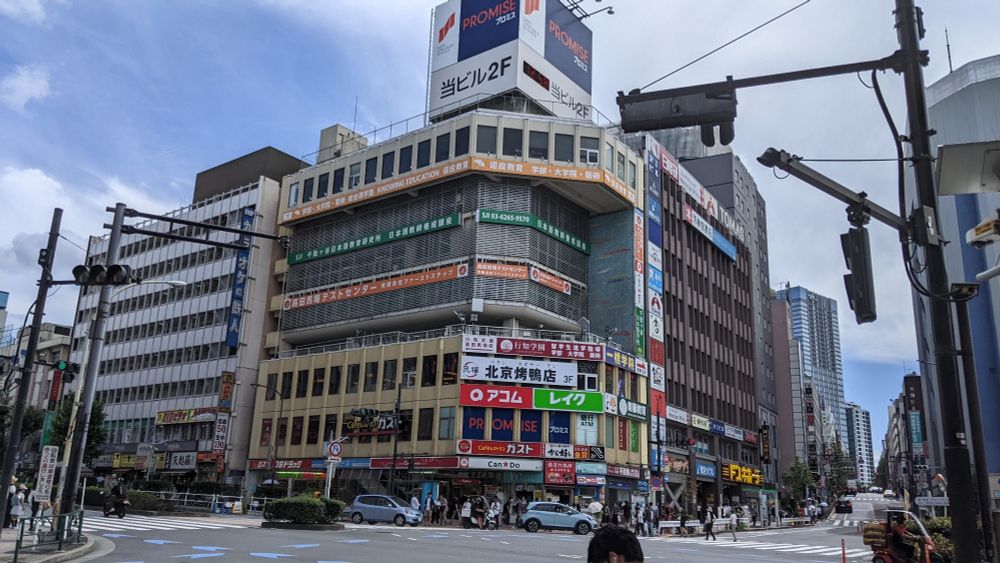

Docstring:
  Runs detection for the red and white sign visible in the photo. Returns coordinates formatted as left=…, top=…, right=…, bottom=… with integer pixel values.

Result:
left=607, top=464, right=641, bottom=479
left=370, top=456, right=459, bottom=470
left=455, top=439, right=542, bottom=458
left=49, top=371, right=63, bottom=403
left=648, top=292, right=664, bottom=317
left=212, top=412, right=230, bottom=455
left=459, top=383, right=533, bottom=409
left=545, top=460, right=576, bottom=484
left=530, top=266, right=572, bottom=295
left=248, top=459, right=310, bottom=470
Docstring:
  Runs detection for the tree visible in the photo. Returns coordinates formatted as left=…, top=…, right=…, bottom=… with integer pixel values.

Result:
left=875, top=454, right=888, bottom=488
left=48, top=394, right=107, bottom=466
left=826, top=440, right=852, bottom=498
left=0, top=383, right=47, bottom=453
left=781, top=459, right=815, bottom=511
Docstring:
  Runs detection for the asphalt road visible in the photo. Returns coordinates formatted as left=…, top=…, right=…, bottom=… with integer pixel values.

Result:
left=75, top=510, right=874, bottom=563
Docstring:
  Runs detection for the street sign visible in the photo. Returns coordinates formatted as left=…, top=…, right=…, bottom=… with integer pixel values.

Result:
left=35, top=446, right=58, bottom=500
left=914, top=496, right=949, bottom=506
left=326, top=440, right=342, bottom=462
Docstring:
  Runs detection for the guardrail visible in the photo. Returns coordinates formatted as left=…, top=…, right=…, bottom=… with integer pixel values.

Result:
left=131, top=490, right=276, bottom=516
left=14, top=510, right=85, bottom=562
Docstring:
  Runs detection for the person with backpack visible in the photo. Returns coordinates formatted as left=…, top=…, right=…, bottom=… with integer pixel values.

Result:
left=703, top=506, right=717, bottom=541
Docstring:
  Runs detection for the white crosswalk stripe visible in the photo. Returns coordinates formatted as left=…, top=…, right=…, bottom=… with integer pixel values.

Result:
left=662, top=537, right=871, bottom=558
left=79, top=513, right=248, bottom=533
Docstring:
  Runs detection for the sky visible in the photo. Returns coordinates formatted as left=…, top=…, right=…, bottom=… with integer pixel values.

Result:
left=2, top=0, right=999, bottom=460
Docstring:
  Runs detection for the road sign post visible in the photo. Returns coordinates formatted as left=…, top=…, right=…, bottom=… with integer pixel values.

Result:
left=324, top=440, right=343, bottom=499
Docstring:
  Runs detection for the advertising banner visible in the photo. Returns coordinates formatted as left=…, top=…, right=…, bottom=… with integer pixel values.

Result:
left=217, top=371, right=236, bottom=412
left=648, top=339, right=665, bottom=366
left=544, top=460, right=576, bottom=485
left=724, top=425, right=744, bottom=441
left=647, top=243, right=663, bottom=270
left=492, top=337, right=603, bottom=360
left=604, top=348, right=645, bottom=375
left=456, top=439, right=542, bottom=457
left=34, top=446, right=58, bottom=499
left=458, top=0, right=520, bottom=61
left=574, top=445, right=605, bottom=461
left=691, top=414, right=711, bottom=431
left=649, top=389, right=666, bottom=418
left=226, top=205, right=254, bottom=348
left=648, top=314, right=664, bottom=343
left=710, top=420, right=726, bottom=436
left=541, top=0, right=592, bottom=91
left=647, top=292, right=663, bottom=318
left=212, top=412, right=230, bottom=455
left=604, top=394, right=649, bottom=421
left=460, top=383, right=532, bottom=409
left=430, top=41, right=518, bottom=118
left=533, top=388, right=603, bottom=413
left=575, top=413, right=598, bottom=445
left=168, top=452, right=197, bottom=471
left=477, top=209, right=589, bottom=253
left=575, top=461, right=607, bottom=474
left=284, top=262, right=469, bottom=311
left=431, top=0, right=461, bottom=71
left=650, top=363, right=665, bottom=392
left=617, top=418, right=627, bottom=450
left=520, top=410, right=542, bottom=442
left=760, top=425, right=771, bottom=462
left=544, top=443, right=574, bottom=459
left=371, top=457, right=460, bottom=470
left=491, top=408, right=515, bottom=441
left=576, top=475, right=605, bottom=486
left=743, top=430, right=758, bottom=445
left=463, top=406, right=486, bottom=439
left=476, top=261, right=528, bottom=279
left=683, top=204, right=737, bottom=261
left=460, top=356, right=577, bottom=386
left=647, top=265, right=663, bottom=294
left=462, top=335, right=497, bottom=353
left=530, top=266, right=572, bottom=295
left=695, top=461, right=717, bottom=479
left=722, top=463, right=763, bottom=485
left=647, top=197, right=662, bottom=225
left=289, top=213, right=461, bottom=265
left=459, top=457, right=543, bottom=471
left=607, top=464, right=641, bottom=479
left=666, top=405, right=689, bottom=425
left=156, top=407, right=217, bottom=426
left=548, top=411, right=570, bottom=443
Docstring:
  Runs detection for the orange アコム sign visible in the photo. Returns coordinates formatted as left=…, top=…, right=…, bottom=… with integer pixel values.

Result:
left=476, top=261, right=528, bottom=280
left=283, top=262, right=469, bottom=311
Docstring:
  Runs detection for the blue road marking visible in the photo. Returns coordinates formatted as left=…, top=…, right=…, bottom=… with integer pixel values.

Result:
left=144, top=539, right=181, bottom=545
left=335, top=539, right=369, bottom=544
left=249, top=554, right=294, bottom=559
left=280, top=544, right=320, bottom=549
left=192, top=546, right=231, bottom=551
left=171, top=555, right=225, bottom=560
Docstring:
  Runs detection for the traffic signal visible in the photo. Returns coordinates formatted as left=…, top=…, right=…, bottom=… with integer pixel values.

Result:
left=617, top=85, right=737, bottom=146
left=55, top=360, right=80, bottom=384
left=71, top=264, right=134, bottom=286
left=840, top=227, right=877, bottom=324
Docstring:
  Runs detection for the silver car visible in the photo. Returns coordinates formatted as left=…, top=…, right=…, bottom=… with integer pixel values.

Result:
left=348, top=494, right=422, bottom=527
left=521, top=501, right=596, bottom=534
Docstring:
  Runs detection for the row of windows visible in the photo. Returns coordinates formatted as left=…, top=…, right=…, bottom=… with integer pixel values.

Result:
left=104, top=418, right=214, bottom=445
left=85, top=244, right=234, bottom=298
left=264, top=353, right=461, bottom=399
left=289, top=126, right=638, bottom=208
left=98, top=342, right=236, bottom=376
left=104, top=308, right=228, bottom=345
left=114, top=210, right=244, bottom=260
left=96, top=375, right=223, bottom=406
left=261, top=406, right=457, bottom=447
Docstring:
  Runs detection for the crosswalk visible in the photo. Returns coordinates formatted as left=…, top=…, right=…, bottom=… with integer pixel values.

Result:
left=825, top=516, right=865, bottom=527
left=647, top=537, right=873, bottom=559
left=79, top=512, right=249, bottom=533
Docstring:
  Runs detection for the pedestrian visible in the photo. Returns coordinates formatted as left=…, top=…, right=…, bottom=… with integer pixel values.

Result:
left=679, top=511, right=688, bottom=537
left=703, top=507, right=716, bottom=541
left=461, top=498, right=472, bottom=527
left=587, top=525, right=644, bottom=563
left=410, top=493, right=420, bottom=514
left=644, top=504, right=654, bottom=537
left=473, top=497, right=486, bottom=529
left=518, top=497, right=527, bottom=526
left=431, top=496, right=441, bottom=525
left=424, top=494, right=433, bottom=525
left=751, top=506, right=759, bottom=528
left=729, top=509, right=738, bottom=542
left=508, top=498, right=518, bottom=527
left=9, top=485, right=25, bottom=529
left=634, top=504, right=644, bottom=536
left=490, top=497, right=502, bottom=529
left=438, top=495, right=449, bottom=525
left=611, top=504, right=621, bottom=526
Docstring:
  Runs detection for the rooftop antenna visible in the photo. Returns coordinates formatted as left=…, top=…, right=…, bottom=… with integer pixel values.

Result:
left=352, top=96, right=359, bottom=136
left=945, top=28, right=954, bottom=74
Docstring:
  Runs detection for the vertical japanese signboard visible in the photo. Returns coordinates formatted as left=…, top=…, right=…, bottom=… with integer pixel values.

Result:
left=226, top=206, right=255, bottom=348
left=633, top=208, right=645, bottom=357
left=213, top=371, right=237, bottom=466
left=35, top=445, right=58, bottom=500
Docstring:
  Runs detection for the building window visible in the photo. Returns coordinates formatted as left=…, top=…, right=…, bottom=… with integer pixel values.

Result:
left=260, top=419, right=272, bottom=446
left=291, top=416, right=303, bottom=445
left=528, top=131, right=548, bottom=159
left=617, top=151, right=626, bottom=181
left=417, top=139, right=431, bottom=168
left=382, top=359, right=398, bottom=391
left=442, top=353, right=458, bottom=385
left=317, top=173, right=329, bottom=199
left=477, top=125, right=497, bottom=155
left=363, top=361, right=378, bottom=392
left=605, top=415, right=615, bottom=447
left=629, top=373, right=638, bottom=401
left=421, top=354, right=438, bottom=387
left=296, top=370, right=309, bottom=398
left=578, top=372, right=598, bottom=391
left=628, top=161, right=637, bottom=190
left=280, top=372, right=293, bottom=399
left=287, top=182, right=299, bottom=207
left=348, top=163, right=361, bottom=188
left=346, top=364, right=360, bottom=393
left=402, top=357, right=417, bottom=388
left=364, top=157, right=378, bottom=184
left=332, top=168, right=345, bottom=194
left=502, top=128, right=523, bottom=157
left=417, top=408, right=434, bottom=441
left=554, top=134, right=574, bottom=162
left=307, top=415, right=320, bottom=444
left=302, top=177, right=314, bottom=203
left=381, top=152, right=395, bottom=179
left=276, top=418, right=288, bottom=446
left=438, top=407, right=455, bottom=440
left=323, top=414, right=338, bottom=442
left=265, top=373, right=277, bottom=400
left=604, top=367, right=614, bottom=393
left=398, top=410, right=413, bottom=441
left=580, top=136, right=599, bottom=165
left=312, top=368, right=326, bottom=397
left=329, top=365, right=342, bottom=394
left=399, top=146, right=413, bottom=173
left=435, top=132, right=451, bottom=163
left=455, top=126, right=470, bottom=156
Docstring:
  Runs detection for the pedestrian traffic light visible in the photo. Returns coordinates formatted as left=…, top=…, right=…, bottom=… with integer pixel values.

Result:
left=840, top=227, right=877, bottom=324
left=616, top=83, right=737, bottom=146
left=71, top=264, right=134, bottom=286
left=54, top=360, right=80, bottom=384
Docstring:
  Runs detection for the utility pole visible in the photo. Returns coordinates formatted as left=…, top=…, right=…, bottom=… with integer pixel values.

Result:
left=894, top=2, right=980, bottom=560
left=387, top=378, right=404, bottom=498
left=60, top=203, right=126, bottom=515
left=0, top=208, right=62, bottom=536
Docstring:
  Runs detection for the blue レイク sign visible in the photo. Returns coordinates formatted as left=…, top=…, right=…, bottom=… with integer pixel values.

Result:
left=226, top=206, right=255, bottom=348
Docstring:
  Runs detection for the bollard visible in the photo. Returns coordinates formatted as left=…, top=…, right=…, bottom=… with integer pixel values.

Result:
left=841, top=538, right=846, bottom=563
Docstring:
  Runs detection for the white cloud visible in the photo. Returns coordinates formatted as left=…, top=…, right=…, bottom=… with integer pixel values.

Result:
left=0, top=0, right=46, bottom=24
left=0, top=65, right=51, bottom=112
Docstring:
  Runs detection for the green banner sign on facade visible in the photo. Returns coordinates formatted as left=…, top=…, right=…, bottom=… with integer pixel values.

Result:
left=39, top=411, right=55, bottom=449
left=532, top=389, right=603, bottom=413
left=477, top=209, right=589, bottom=254
left=634, top=306, right=645, bottom=357
left=288, top=213, right=462, bottom=265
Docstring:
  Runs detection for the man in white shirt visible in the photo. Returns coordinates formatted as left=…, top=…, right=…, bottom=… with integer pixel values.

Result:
left=410, top=494, right=420, bottom=512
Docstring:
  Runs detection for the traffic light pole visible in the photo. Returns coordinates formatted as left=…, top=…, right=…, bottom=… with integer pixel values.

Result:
left=59, top=203, right=126, bottom=516
left=387, top=379, right=403, bottom=498
left=0, top=208, right=62, bottom=538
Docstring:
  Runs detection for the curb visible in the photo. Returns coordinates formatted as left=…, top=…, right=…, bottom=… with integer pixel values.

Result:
left=5, top=535, right=96, bottom=563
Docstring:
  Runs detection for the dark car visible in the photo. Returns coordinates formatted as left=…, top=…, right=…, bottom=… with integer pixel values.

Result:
left=835, top=498, right=853, bottom=514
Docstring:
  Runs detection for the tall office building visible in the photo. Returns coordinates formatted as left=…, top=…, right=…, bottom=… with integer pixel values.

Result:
left=71, top=148, right=302, bottom=483
left=881, top=374, right=928, bottom=497
left=0, top=291, right=9, bottom=337
left=845, top=402, right=875, bottom=487
left=906, top=54, right=1000, bottom=507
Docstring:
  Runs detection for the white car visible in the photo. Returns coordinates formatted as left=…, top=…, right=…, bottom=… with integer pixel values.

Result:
left=883, top=489, right=896, bottom=499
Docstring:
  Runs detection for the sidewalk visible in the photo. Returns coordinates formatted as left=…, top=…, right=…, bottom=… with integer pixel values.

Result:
left=0, top=531, right=95, bottom=563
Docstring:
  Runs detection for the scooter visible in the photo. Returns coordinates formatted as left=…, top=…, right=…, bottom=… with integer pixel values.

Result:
left=102, top=493, right=128, bottom=519
left=865, top=510, right=948, bottom=563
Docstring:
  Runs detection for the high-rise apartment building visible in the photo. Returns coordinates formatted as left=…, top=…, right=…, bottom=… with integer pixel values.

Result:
left=906, top=54, right=1000, bottom=508
left=845, top=402, right=874, bottom=487
left=71, top=148, right=302, bottom=483
left=881, top=373, right=928, bottom=497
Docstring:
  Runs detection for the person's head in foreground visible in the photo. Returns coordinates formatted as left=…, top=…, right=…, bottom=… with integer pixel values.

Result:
left=587, top=525, right=644, bottom=563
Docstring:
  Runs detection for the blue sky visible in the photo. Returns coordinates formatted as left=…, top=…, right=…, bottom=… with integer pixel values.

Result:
left=2, top=0, right=999, bottom=460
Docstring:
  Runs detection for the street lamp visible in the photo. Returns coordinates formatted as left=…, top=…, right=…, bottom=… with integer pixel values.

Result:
left=250, top=382, right=286, bottom=486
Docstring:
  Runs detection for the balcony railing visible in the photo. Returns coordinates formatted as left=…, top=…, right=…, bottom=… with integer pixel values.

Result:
left=276, top=323, right=617, bottom=360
